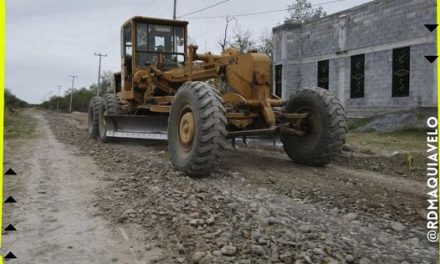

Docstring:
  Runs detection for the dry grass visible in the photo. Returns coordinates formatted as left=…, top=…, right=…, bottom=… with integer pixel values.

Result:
left=347, top=131, right=425, bottom=154
left=5, top=108, right=36, bottom=139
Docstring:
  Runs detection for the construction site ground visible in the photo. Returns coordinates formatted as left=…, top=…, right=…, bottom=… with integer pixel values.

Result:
left=3, top=109, right=436, bottom=264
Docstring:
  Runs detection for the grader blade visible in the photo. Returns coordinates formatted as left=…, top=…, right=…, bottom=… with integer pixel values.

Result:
left=104, top=115, right=168, bottom=140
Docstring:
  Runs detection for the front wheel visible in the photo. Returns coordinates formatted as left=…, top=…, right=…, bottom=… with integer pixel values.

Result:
left=98, top=94, right=122, bottom=142
left=88, top=97, right=102, bottom=138
left=168, top=81, right=227, bottom=177
left=281, top=87, right=347, bottom=166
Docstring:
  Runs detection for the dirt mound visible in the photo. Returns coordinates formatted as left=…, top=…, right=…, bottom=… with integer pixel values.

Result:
left=335, top=151, right=426, bottom=179
left=352, top=109, right=435, bottom=132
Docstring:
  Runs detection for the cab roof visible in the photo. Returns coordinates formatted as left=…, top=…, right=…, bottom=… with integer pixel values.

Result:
left=122, top=16, right=189, bottom=28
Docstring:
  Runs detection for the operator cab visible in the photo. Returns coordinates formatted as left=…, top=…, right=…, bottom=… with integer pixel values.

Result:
left=120, top=17, right=188, bottom=92
left=135, top=23, right=186, bottom=68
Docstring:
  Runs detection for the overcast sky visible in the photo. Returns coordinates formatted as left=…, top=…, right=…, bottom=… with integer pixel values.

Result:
left=6, top=0, right=372, bottom=103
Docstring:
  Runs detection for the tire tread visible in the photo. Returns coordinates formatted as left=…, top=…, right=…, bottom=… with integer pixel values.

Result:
left=169, top=81, right=226, bottom=176
left=281, top=87, right=347, bottom=165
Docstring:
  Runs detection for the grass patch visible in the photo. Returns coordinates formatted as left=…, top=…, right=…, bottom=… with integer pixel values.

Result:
left=347, top=117, right=373, bottom=131
left=347, top=131, right=425, bottom=153
left=4, top=109, right=36, bottom=139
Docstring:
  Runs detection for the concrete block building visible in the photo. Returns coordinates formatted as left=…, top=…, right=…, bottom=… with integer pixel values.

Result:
left=272, top=0, right=436, bottom=117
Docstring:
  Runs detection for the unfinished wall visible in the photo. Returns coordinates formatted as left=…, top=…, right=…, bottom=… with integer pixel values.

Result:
left=273, top=0, right=436, bottom=117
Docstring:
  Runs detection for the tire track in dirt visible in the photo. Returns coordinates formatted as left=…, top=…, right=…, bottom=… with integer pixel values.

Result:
left=3, top=110, right=161, bottom=263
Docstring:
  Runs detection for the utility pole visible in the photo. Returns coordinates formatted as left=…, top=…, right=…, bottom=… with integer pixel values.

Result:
left=173, top=0, right=177, bottom=19
left=49, top=91, right=53, bottom=111
left=69, top=75, right=78, bottom=113
left=56, top=85, right=62, bottom=112
left=45, top=92, right=50, bottom=109
left=94, top=52, right=107, bottom=96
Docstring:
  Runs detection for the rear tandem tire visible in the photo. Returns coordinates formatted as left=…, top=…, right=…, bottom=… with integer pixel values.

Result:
left=88, top=97, right=102, bottom=138
left=98, top=94, right=122, bottom=143
left=168, top=81, right=227, bottom=177
left=281, top=87, right=347, bottom=166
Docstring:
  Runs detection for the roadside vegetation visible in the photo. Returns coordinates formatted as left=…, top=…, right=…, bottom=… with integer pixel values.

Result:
left=4, top=89, right=35, bottom=139
left=40, top=71, right=113, bottom=113
left=5, top=108, right=36, bottom=139
left=6, top=88, right=28, bottom=109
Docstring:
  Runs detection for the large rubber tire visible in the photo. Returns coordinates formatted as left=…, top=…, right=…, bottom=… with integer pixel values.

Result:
left=281, top=87, right=347, bottom=166
left=88, top=97, right=102, bottom=138
left=168, top=81, right=227, bottom=177
left=98, top=94, right=122, bottom=142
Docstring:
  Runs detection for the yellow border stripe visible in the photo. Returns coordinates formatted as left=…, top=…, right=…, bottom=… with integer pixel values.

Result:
left=0, top=0, right=5, bottom=262
left=0, top=2, right=436, bottom=264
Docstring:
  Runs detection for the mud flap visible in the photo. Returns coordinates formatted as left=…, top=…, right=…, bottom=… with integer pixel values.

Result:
left=104, top=115, right=168, bottom=140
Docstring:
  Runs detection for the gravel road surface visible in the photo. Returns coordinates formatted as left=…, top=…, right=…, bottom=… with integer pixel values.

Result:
left=3, top=110, right=436, bottom=263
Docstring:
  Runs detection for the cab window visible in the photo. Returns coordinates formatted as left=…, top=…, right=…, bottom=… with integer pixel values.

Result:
left=136, top=23, right=185, bottom=68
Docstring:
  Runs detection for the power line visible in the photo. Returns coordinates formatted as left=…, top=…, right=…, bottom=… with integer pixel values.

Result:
left=188, top=7, right=287, bottom=19
left=178, top=0, right=229, bottom=18
left=99, top=0, right=157, bottom=52
left=153, top=1, right=174, bottom=18
left=139, top=0, right=159, bottom=14
left=151, top=1, right=169, bottom=17
left=185, top=0, right=346, bottom=19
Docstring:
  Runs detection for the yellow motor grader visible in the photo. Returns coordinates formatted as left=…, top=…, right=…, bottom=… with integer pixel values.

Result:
left=88, top=16, right=347, bottom=176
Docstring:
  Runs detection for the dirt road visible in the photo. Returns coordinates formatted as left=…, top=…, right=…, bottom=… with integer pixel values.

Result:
left=3, top=109, right=437, bottom=263
left=3, top=111, right=161, bottom=263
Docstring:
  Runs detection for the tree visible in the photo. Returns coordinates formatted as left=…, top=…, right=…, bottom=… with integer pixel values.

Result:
left=218, top=16, right=237, bottom=51
left=41, top=86, right=95, bottom=112
left=5, top=88, right=28, bottom=108
left=99, top=70, right=113, bottom=95
left=256, top=30, right=273, bottom=57
left=230, top=28, right=256, bottom=53
left=286, top=0, right=327, bottom=22
left=217, top=16, right=273, bottom=55
left=40, top=70, right=116, bottom=112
